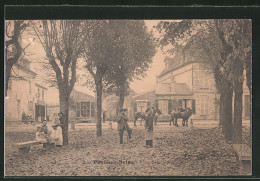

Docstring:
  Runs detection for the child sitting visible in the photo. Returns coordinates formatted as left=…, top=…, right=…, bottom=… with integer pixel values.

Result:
left=35, top=120, right=51, bottom=143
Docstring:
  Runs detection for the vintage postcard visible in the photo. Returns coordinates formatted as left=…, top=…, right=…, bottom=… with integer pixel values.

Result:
left=4, top=18, right=252, bottom=176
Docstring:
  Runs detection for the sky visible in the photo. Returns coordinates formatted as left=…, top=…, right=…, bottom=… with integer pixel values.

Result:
left=20, top=20, right=174, bottom=104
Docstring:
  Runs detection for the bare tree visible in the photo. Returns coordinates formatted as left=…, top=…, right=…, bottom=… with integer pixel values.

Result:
left=5, top=20, right=29, bottom=96
left=31, top=20, right=88, bottom=145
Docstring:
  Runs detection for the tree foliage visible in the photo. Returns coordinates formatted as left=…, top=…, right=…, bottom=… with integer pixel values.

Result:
left=82, top=20, right=156, bottom=136
left=104, top=20, right=156, bottom=108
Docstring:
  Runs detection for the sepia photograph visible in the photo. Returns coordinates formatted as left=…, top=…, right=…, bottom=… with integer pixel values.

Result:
left=4, top=19, right=252, bottom=176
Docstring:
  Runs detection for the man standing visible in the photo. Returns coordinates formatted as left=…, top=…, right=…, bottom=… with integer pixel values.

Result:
left=117, top=108, right=132, bottom=144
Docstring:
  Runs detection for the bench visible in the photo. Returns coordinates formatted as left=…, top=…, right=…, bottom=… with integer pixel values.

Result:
left=233, top=144, right=252, bottom=175
left=15, top=138, right=58, bottom=154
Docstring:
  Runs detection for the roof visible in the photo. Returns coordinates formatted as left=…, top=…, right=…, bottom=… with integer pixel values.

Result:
left=14, top=63, right=37, bottom=76
left=132, top=90, right=156, bottom=99
left=158, top=61, right=200, bottom=78
left=35, top=83, right=48, bottom=90
left=72, top=89, right=95, bottom=99
left=155, top=83, right=192, bottom=95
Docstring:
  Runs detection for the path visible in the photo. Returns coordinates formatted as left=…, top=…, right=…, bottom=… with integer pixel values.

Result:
left=4, top=122, right=245, bottom=176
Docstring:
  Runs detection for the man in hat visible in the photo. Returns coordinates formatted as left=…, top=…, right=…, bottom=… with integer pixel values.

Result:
left=117, top=108, right=132, bottom=144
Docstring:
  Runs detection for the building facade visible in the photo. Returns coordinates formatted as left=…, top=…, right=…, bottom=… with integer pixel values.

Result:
left=47, top=89, right=96, bottom=123
left=132, top=50, right=250, bottom=121
left=5, top=58, right=48, bottom=122
left=102, top=91, right=136, bottom=121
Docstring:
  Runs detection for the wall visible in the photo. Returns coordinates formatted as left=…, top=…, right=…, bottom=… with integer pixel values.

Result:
left=192, top=63, right=218, bottom=120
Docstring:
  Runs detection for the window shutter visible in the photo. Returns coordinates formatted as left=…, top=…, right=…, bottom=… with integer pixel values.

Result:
left=192, top=99, right=196, bottom=113
left=168, top=100, right=172, bottom=114
left=172, top=99, right=178, bottom=111
left=91, top=102, right=95, bottom=118
left=155, top=99, right=158, bottom=109
left=134, top=102, right=137, bottom=113
left=178, top=99, right=182, bottom=106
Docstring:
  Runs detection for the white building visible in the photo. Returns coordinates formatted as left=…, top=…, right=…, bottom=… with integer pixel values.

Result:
left=5, top=58, right=48, bottom=122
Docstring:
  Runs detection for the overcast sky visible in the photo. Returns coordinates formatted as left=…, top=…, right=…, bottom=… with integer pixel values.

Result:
left=21, top=20, right=174, bottom=104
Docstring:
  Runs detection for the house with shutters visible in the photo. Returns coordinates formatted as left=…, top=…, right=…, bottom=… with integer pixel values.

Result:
left=5, top=58, right=48, bottom=123
left=132, top=49, right=251, bottom=121
left=155, top=54, right=218, bottom=121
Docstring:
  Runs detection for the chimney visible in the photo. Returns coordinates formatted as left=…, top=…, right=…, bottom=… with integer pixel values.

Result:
left=170, top=76, right=176, bottom=93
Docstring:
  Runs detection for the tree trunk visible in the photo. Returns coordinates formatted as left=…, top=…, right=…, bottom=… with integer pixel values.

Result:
left=119, top=90, right=125, bottom=110
left=59, top=93, right=69, bottom=146
left=5, top=63, right=12, bottom=96
left=233, top=60, right=244, bottom=144
left=219, top=93, right=224, bottom=132
left=233, top=88, right=243, bottom=143
left=96, top=77, right=103, bottom=137
left=223, top=89, right=233, bottom=142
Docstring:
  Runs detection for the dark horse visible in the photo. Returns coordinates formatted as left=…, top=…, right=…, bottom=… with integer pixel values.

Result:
left=134, top=112, right=147, bottom=126
left=170, top=108, right=192, bottom=127
left=134, top=109, right=161, bottom=127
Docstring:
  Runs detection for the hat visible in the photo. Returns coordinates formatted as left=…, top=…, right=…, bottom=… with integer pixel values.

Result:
left=119, top=108, right=127, bottom=112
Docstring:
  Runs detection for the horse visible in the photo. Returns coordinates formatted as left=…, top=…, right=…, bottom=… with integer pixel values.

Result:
left=170, top=108, right=192, bottom=127
left=181, top=108, right=193, bottom=126
left=134, top=108, right=161, bottom=127
left=134, top=112, right=147, bottom=126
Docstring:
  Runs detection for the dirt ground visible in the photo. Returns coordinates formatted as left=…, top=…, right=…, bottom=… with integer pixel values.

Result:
left=4, top=123, right=251, bottom=176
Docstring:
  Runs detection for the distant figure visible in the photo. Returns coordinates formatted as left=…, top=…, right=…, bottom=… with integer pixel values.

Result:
left=145, top=108, right=154, bottom=147
left=22, top=111, right=27, bottom=123
left=117, top=108, right=132, bottom=144
left=178, top=105, right=185, bottom=112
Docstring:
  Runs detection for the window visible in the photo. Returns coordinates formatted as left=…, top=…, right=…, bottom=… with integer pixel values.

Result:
left=28, top=101, right=33, bottom=111
left=77, top=101, right=94, bottom=118
left=29, top=81, right=31, bottom=93
left=91, top=102, right=95, bottom=117
left=137, top=101, right=147, bottom=112
left=77, top=102, right=80, bottom=117
left=37, top=88, right=40, bottom=99
left=42, top=90, right=44, bottom=101
left=200, top=95, right=208, bottom=115
left=200, top=76, right=209, bottom=89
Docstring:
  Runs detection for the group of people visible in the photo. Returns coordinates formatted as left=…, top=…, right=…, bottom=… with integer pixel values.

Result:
left=117, top=107, right=158, bottom=147
left=35, top=112, right=64, bottom=146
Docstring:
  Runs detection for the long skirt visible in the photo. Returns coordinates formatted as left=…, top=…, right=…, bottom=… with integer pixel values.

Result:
left=145, top=129, right=153, bottom=141
left=52, top=126, right=63, bottom=146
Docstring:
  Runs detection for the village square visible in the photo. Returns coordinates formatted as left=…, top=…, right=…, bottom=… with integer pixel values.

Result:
left=4, top=19, right=252, bottom=176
